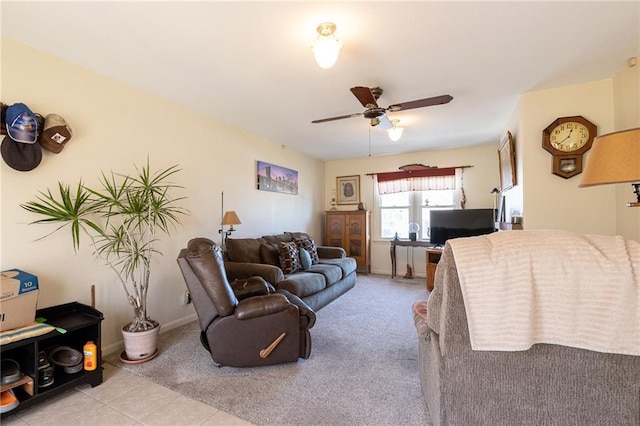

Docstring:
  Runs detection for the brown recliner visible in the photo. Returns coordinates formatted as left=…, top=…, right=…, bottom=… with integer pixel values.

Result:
left=177, top=237, right=315, bottom=367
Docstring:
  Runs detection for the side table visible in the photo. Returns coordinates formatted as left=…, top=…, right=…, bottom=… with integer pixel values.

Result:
left=389, top=240, right=434, bottom=278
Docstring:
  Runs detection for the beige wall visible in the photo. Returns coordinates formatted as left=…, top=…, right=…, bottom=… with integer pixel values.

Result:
left=517, top=68, right=639, bottom=241
left=521, top=80, right=617, bottom=235
left=1, top=38, right=325, bottom=354
left=324, top=144, right=499, bottom=276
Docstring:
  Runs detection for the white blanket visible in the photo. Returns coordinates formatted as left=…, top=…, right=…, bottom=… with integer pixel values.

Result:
left=448, top=230, right=640, bottom=355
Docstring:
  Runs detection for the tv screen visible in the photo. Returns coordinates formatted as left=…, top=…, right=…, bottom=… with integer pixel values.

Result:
left=429, top=209, right=495, bottom=246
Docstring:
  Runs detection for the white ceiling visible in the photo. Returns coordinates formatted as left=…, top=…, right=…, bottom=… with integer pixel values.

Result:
left=2, top=1, right=639, bottom=161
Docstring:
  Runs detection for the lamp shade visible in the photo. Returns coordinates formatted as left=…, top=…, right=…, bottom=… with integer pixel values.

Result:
left=387, top=120, right=404, bottom=142
left=222, top=210, right=241, bottom=226
left=579, top=128, right=640, bottom=187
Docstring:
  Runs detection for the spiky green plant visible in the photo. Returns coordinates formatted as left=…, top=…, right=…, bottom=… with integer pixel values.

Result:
left=22, top=160, right=187, bottom=332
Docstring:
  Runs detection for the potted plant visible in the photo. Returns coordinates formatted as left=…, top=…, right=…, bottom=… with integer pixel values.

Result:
left=21, top=160, right=187, bottom=362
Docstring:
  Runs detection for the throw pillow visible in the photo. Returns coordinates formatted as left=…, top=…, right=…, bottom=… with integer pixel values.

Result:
left=259, top=243, right=280, bottom=266
left=279, top=242, right=301, bottom=274
left=299, top=248, right=312, bottom=270
left=294, top=237, right=320, bottom=264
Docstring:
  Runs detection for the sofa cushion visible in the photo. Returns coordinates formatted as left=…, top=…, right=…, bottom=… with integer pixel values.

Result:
left=279, top=242, right=301, bottom=274
left=318, top=257, right=357, bottom=277
left=307, top=263, right=343, bottom=286
left=294, top=237, right=320, bottom=265
left=299, top=248, right=312, bottom=270
left=277, top=272, right=327, bottom=298
left=259, top=243, right=280, bottom=266
left=226, top=238, right=265, bottom=263
left=262, top=233, right=292, bottom=244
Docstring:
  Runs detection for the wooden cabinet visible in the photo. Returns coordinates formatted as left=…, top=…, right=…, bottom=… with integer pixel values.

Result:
left=325, top=210, right=370, bottom=273
left=426, top=248, right=443, bottom=291
left=0, top=302, right=103, bottom=418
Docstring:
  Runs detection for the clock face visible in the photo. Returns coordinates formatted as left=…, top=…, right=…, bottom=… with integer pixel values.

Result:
left=549, top=121, right=590, bottom=152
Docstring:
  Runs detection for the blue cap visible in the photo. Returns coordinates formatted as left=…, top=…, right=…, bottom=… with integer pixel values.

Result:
left=6, top=103, right=38, bottom=144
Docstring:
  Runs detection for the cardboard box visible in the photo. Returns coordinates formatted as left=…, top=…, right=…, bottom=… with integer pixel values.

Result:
left=1, top=269, right=39, bottom=332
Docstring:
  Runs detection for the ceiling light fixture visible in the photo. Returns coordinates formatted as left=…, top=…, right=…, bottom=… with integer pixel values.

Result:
left=579, top=128, right=640, bottom=207
left=312, top=22, right=342, bottom=69
left=387, top=119, right=404, bottom=142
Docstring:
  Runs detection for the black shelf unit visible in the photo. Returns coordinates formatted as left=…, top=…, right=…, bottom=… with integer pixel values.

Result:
left=1, top=302, right=103, bottom=418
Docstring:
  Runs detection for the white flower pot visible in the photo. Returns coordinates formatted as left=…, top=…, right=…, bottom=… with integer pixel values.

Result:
left=121, top=321, right=160, bottom=362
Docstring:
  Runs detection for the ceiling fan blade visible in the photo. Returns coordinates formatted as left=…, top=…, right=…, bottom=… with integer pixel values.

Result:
left=350, top=86, right=379, bottom=108
left=311, top=112, right=362, bottom=124
left=387, top=94, right=453, bottom=112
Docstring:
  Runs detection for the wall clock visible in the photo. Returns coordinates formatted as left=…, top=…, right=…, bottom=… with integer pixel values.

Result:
left=542, top=116, right=597, bottom=179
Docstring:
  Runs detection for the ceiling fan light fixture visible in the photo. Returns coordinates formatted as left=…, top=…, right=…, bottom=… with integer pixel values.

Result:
left=388, top=119, right=404, bottom=142
left=312, top=22, right=343, bottom=69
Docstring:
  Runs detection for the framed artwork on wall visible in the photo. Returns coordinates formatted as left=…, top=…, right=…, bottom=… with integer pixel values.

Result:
left=256, top=161, right=298, bottom=195
left=498, top=131, right=516, bottom=191
left=336, top=175, right=360, bottom=205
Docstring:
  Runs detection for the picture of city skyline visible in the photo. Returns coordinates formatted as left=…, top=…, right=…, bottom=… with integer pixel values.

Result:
left=257, top=161, right=298, bottom=195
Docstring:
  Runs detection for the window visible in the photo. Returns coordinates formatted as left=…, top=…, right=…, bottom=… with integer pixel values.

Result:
left=378, top=189, right=455, bottom=240
left=380, top=192, right=411, bottom=239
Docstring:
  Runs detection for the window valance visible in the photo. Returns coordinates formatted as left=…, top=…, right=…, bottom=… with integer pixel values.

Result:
left=375, top=167, right=457, bottom=182
left=369, top=166, right=469, bottom=194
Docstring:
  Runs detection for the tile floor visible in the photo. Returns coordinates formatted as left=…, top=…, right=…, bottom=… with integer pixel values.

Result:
left=1, top=362, right=255, bottom=426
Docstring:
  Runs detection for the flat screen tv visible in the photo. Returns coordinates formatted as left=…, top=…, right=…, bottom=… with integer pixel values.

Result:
left=429, top=208, right=495, bottom=246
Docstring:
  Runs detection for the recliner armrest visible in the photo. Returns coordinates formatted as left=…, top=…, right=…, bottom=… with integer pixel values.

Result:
left=232, top=276, right=275, bottom=300
left=277, top=289, right=316, bottom=329
left=234, top=294, right=290, bottom=320
left=224, top=261, right=284, bottom=285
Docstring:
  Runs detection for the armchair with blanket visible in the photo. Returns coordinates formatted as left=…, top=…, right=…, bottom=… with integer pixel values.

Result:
left=177, top=238, right=316, bottom=367
left=414, top=230, right=640, bottom=425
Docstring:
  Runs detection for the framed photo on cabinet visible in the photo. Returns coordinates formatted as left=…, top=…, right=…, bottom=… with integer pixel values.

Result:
left=498, top=131, right=516, bottom=191
left=336, top=175, right=360, bottom=205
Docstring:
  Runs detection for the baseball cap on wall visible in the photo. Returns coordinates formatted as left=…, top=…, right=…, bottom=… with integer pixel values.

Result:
left=5, top=103, right=38, bottom=144
left=1, top=135, right=42, bottom=171
left=39, top=114, right=73, bottom=154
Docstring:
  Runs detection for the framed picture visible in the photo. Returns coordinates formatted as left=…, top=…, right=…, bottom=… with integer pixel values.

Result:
left=256, top=161, right=298, bottom=195
left=336, top=175, right=360, bottom=205
left=498, top=131, right=516, bottom=191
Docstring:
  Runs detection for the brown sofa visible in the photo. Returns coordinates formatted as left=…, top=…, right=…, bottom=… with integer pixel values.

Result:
left=414, top=235, right=640, bottom=425
left=223, top=232, right=356, bottom=311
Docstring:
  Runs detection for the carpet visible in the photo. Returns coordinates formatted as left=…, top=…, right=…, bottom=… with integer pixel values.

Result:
left=106, top=274, right=431, bottom=426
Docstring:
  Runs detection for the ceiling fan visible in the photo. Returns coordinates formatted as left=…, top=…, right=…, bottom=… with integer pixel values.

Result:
left=312, top=86, right=453, bottom=130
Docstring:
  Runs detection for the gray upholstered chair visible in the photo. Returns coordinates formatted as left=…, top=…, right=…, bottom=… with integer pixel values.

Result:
left=177, top=238, right=315, bottom=367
